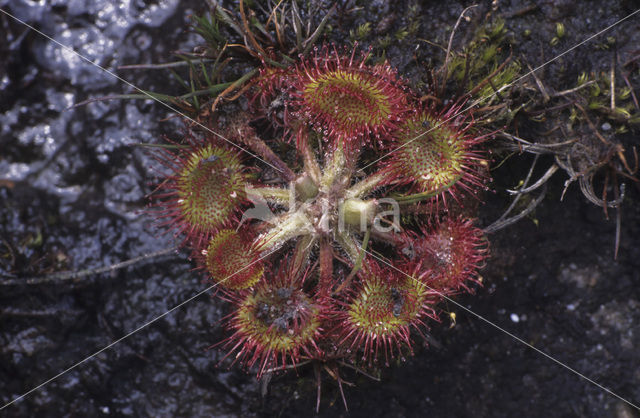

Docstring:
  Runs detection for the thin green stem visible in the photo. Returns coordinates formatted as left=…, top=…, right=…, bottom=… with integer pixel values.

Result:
left=247, top=186, right=290, bottom=206
left=178, top=82, right=234, bottom=100
left=254, top=210, right=313, bottom=251
left=393, top=190, right=441, bottom=205
left=392, top=175, right=463, bottom=205
left=320, top=146, right=346, bottom=191
left=236, top=124, right=296, bottom=182
left=292, top=235, right=315, bottom=277
left=118, top=59, right=215, bottom=70
left=335, top=230, right=360, bottom=261
left=300, top=134, right=322, bottom=183
left=334, top=228, right=370, bottom=295
left=345, top=173, right=385, bottom=199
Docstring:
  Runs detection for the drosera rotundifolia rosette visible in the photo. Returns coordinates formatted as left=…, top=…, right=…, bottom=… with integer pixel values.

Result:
left=148, top=44, right=490, bottom=406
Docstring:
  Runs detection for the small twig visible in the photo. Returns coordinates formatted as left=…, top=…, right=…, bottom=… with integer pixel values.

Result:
left=610, top=53, right=616, bottom=111
left=526, top=61, right=550, bottom=103
left=497, top=154, right=539, bottom=223
left=507, top=163, right=559, bottom=195
left=417, top=38, right=447, bottom=52
left=323, top=364, right=351, bottom=411
left=314, top=362, right=322, bottom=413
left=487, top=76, right=504, bottom=101
left=602, top=170, right=610, bottom=219
left=263, top=360, right=312, bottom=374
left=501, top=3, right=539, bottom=18
left=613, top=177, right=622, bottom=260
left=441, top=4, right=478, bottom=94
left=239, top=0, right=267, bottom=58
left=499, top=132, right=577, bottom=154
left=457, top=52, right=472, bottom=98
left=578, top=175, right=625, bottom=208
left=210, top=68, right=259, bottom=113
left=264, top=0, right=285, bottom=29
left=619, top=70, right=639, bottom=110
left=484, top=186, right=547, bottom=234
left=550, top=80, right=596, bottom=97
left=338, top=361, right=381, bottom=381
left=574, top=103, right=611, bottom=146
left=1, top=247, right=178, bottom=285
left=301, top=4, right=336, bottom=56
left=268, top=1, right=285, bottom=48
left=557, top=154, right=578, bottom=201
left=617, top=146, right=639, bottom=177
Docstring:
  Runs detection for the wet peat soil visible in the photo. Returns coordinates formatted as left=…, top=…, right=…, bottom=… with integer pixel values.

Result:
left=1, top=1, right=639, bottom=417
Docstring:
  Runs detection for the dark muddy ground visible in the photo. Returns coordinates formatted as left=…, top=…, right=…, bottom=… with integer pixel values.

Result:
left=1, top=1, right=639, bottom=417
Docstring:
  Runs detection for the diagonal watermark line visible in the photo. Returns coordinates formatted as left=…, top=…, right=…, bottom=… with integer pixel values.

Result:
left=0, top=248, right=278, bottom=411
left=359, top=8, right=640, bottom=172
left=0, top=8, right=285, bottom=175
left=363, top=248, right=640, bottom=412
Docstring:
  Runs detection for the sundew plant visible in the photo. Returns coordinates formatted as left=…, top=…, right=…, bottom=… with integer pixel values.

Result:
left=1, top=1, right=639, bottom=415
left=148, top=44, right=489, bottom=396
